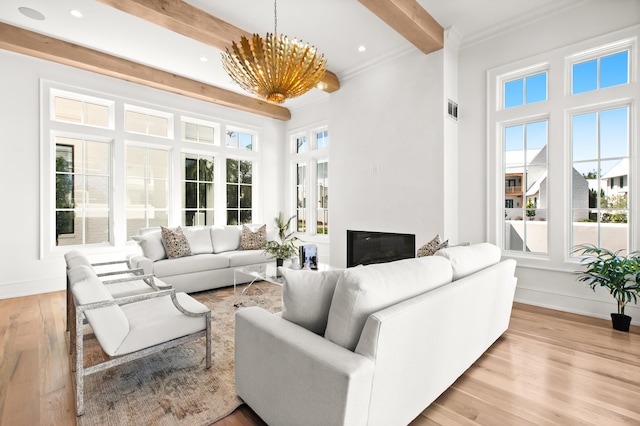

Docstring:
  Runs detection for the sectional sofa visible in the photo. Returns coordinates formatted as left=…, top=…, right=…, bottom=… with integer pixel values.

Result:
left=128, top=225, right=273, bottom=293
left=235, top=242, right=517, bottom=426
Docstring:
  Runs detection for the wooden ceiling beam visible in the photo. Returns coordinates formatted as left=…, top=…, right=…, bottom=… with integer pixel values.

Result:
left=358, top=0, right=444, bottom=55
left=0, top=23, right=291, bottom=121
left=96, top=0, right=340, bottom=93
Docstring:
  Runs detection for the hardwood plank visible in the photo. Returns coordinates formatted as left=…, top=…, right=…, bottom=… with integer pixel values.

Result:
left=0, top=23, right=291, bottom=121
left=1, top=293, right=639, bottom=425
left=95, top=0, right=340, bottom=93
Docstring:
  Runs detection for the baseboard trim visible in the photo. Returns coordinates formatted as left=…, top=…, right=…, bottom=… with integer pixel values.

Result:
left=0, top=278, right=64, bottom=299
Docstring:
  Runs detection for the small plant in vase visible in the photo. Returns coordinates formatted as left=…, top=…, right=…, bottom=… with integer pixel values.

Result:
left=573, top=244, right=640, bottom=331
left=264, top=212, right=299, bottom=267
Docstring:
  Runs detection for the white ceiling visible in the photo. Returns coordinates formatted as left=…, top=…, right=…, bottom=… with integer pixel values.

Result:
left=0, top=0, right=587, bottom=108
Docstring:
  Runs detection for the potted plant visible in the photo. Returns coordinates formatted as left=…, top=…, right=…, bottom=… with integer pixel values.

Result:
left=264, top=212, right=299, bottom=267
left=572, top=244, right=640, bottom=331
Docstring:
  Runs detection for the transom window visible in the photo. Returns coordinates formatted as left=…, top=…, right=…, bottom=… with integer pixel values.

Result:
left=504, top=71, right=548, bottom=108
left=572, top=50, right=629, bottom=94
left=182, top=118, right=219, bottom=145
left=125, top=105, right=171, bottom=137
left=51, top=89, right=112, bottom=128
left=226, top=129, right=254, bottom=151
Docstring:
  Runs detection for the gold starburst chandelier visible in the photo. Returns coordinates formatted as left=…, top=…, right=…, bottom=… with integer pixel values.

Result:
left=221, top=0, right=327, bottom=104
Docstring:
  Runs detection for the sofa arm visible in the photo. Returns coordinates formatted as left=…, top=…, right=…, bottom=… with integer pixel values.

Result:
left=128, top=255, right=154, bottom=275
left=235, top=307, right=375, bottom=426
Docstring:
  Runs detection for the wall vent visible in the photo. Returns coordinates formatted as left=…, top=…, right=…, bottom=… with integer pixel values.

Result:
left=447, top=99, right=458, bottom=121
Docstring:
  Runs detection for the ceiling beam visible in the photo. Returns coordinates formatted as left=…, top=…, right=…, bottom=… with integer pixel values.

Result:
left=0, top=23, right=291, bottom=121
left=358, top=0, right=443, bottom=55
left=96, top=0, right=341, bottom=93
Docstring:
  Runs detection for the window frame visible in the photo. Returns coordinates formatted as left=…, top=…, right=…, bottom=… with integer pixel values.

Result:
left=289, top=124, right=330, bottom=238
left=487, top=29, right=639, bottom=271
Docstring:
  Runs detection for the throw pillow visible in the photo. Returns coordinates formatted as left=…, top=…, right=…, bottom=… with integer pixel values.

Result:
left=160, top=226, right=192, bottom=259
left=417, top=234, right=449, bottom=257
left=280, top=268, right=344, bottom=335
left=240, top=224, right=267, bottom=250
left=131, top=230, right=167, bottom=261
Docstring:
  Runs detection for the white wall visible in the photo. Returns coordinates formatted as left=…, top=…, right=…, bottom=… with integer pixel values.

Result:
left=458, top=0, right=640, bottom=323
left=0, top=50, right=284, bottom=298
left=329, top=48, right=449, bottom=267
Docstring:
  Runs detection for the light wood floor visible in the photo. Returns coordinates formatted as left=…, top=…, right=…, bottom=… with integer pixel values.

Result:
left=1, top=291, right=638, bottom=425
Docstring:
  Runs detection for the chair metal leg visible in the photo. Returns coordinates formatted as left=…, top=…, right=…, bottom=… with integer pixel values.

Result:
left=75, top=311, right=85, bottom=416
left=205, top=311, right=212, bottom=369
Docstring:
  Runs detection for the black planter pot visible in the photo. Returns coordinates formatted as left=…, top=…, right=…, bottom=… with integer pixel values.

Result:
left=611, top=313, right=632, bottom=332
left=276, top=258, right=284, bottom=267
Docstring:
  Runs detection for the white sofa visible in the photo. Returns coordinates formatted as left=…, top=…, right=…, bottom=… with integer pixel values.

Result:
left=128, top=225, right=273, bottom=293
left=235, top=243, right=517, bottom=426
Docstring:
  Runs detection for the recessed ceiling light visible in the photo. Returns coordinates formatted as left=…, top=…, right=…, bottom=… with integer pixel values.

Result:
left=69, top=9, right=83, bottom=18
left=18, top=7, right=45, bottom=21
left=358, top=45, right=367, bottom=52
left=200, top=56, right=208, bottom=62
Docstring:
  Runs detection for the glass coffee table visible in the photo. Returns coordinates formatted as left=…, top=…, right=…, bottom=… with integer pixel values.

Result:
left=233, top=263, right=285, bottom=306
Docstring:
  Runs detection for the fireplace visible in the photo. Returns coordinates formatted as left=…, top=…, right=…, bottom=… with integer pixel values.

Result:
left=346, top=230, right=415, bottom=267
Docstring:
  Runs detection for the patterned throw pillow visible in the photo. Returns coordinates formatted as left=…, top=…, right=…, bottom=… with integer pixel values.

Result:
left=417, top=234, right=449, bottom=257
left=160, top=226, right=192, bottom=259
left=240, top=224, right=267, bottom=250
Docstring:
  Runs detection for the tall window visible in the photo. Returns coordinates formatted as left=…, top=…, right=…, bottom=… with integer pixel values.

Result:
left=55, top=137, right=111, bottom=246
left=125, top=146, right=169, bottom=236
left=503, top=120, right=548, bottom=253
left=226, top=158, right=253, bottom=224
left=571, top=106, right=629, bottom=250
left=296, top=163, right=307, bottom=232
left=489, top=35, right=636, bottom=265
left=182, top=153, right=215, bottom=226
left=316, top=159, right=329, bottom=235
left=290, top=126, right=330, bottom=236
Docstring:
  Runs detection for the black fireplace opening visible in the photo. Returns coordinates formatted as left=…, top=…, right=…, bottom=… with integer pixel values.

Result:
left=346, top=230, right=415, bottom=267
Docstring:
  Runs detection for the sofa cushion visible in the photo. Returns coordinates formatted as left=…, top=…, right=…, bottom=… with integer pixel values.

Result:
left=417, top=234, right=449, bottom=257
left=226, top=250, right=271, bottom=267
left=132, top=230, right=167, bottom=261
left=161, top=226, right=192, bottom=259
left=182, top=226, right=213, bottom=255
left=152, top=254, right=230, bottom=277
left=211, top=226, right=241, bottom=253
left=280, top=268, right=344, bottom=335
left=324, top=256, right=453, bottom=351
left=116, top=292, right=208, bottom=355
left=240, top=224, right=267, bottom=250
left=435, top=242, right=501, bottom=280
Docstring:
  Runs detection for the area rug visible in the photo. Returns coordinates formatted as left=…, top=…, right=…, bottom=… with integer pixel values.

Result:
left=77, top=282, right=282, bottom=426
